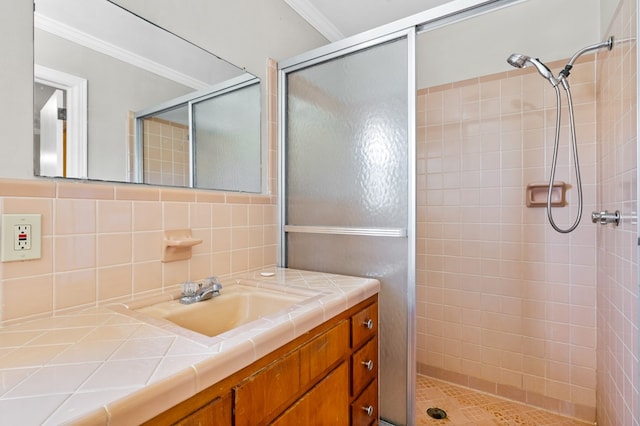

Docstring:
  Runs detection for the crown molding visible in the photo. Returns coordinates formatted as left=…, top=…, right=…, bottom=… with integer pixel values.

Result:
left=283, top=0, right=345, bottom=42
left=34, top=13, right=208, bottom=90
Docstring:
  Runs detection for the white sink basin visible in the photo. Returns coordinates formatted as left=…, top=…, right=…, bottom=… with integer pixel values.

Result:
left=135, top=285, right=306, bottom=337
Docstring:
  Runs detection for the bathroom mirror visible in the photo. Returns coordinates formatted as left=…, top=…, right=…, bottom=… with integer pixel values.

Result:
left=33, top=0, right=262, bottom=192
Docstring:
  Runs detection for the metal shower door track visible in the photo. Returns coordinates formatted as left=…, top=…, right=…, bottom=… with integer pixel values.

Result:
left=277, top=0, right=522, bottom=73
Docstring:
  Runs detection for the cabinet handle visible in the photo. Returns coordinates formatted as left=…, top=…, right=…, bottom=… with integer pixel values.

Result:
left=363, top=319, right=374, bottom=330
left=362, top=405, right=374, bottom=416
left=361, top=360, right=374, bottom=371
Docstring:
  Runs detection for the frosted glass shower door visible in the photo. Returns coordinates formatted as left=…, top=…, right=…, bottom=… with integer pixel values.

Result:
left=281, top=33, right=415, bottom=425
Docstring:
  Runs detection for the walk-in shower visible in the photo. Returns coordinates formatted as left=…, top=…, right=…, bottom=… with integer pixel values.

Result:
left=279, top=0, right=625, bottom=423
left=507, top=37, right=614, bottom=233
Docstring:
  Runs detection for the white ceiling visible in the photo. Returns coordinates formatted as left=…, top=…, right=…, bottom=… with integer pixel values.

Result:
left=283, top=0, right=457, bottom=41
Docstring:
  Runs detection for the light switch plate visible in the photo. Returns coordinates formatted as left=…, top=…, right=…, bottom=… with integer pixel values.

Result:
left=1, top=214, right=42, bottom=262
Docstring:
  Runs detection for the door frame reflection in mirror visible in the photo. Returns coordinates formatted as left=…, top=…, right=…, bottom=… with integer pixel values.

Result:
left=134, top=74, right=261, bottom=192
left=34, top=64, right=88, bottom=179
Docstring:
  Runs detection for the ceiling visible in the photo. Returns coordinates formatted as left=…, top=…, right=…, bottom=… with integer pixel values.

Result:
left=283, top=0, right=457, bottom=41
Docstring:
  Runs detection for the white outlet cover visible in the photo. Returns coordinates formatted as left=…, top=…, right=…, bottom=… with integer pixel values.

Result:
left=1, top=214, right=42, bottom=262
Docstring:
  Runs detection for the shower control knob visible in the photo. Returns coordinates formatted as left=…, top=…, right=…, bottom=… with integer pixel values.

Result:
left=362, top=405, right=374, bottom=417
left=363, top=319, right=374, bottom=330
left=591, top=210, right=620, bottom=226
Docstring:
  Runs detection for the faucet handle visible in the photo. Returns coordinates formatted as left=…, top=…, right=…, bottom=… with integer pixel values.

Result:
left=206, top=276, right=223, bottom=291
left=181, top=281, right=198, bottom=297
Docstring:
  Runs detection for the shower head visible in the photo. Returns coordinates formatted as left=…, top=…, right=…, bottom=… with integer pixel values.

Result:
left=506, top=53, right=528, bottom=68
left=508, top=37, right=615, bottom=84
left=507, top=53, right=559, bottom=86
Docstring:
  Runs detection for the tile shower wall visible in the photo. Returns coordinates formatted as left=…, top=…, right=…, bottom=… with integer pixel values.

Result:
left=126, top=114, right=190, bottom=186
left=142, top=117, right=190, bottom=187
left=596, top=0, right=638, bottom=424
left=417, top=57, right=599, bottom=420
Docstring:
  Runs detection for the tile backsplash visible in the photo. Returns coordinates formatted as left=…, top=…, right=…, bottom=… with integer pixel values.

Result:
left=0, top=179, right=277, bottom=324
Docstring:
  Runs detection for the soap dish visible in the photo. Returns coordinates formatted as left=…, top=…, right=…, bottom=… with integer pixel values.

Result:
left=526, top=182, right=567, bottom=207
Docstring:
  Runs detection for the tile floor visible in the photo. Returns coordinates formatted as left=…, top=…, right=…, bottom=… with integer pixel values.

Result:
left=416, top=375, right=592, bottom=425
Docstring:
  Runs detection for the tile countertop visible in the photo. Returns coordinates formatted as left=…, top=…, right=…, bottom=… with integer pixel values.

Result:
left=0, top=268, right=379, bottom=425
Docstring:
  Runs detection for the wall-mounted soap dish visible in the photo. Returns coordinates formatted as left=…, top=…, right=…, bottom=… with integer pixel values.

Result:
left=163, top=229, right=202, bottom=262
left=526, top=182, right=567, bottom=207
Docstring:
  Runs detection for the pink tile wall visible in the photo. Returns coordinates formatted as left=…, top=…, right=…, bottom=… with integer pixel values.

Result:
left=126, top=113, right=190, bottom=185
left=0, top=180, right=277, bottom=324
left=142, top=117, right=189, bottom=187
left=596, top=0, right=638, bottom=424
left=417, top=57, right=600, bottom=420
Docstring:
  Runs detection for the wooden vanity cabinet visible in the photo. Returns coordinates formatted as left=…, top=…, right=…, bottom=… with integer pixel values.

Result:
left=144, top=295, right=378, bottom=425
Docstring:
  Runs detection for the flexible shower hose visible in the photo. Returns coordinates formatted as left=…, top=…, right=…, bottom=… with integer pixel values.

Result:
left=547, top=81, right=583, bottom=233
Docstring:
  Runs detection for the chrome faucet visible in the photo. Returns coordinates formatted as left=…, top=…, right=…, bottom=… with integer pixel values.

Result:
left=180, top=277, right=223, bottom=304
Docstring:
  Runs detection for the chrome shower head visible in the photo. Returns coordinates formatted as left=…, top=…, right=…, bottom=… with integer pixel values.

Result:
left=507, top=53, right=559, bottom=86
left=507, top=53, right=528, bottom=68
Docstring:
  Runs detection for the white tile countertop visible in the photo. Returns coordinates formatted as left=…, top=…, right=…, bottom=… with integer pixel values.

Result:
left=0, top=268, right=379, bottom=425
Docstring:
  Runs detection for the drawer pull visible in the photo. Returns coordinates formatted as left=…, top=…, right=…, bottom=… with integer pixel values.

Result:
left=362, top=405, right=374, bottom=417
left=361, top=360, right=374, bottom=371
left=363, top=319, right=374, bottom=330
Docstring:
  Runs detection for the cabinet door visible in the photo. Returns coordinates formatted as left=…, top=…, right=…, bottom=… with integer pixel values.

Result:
left=175, top=393, right=231, bottom=426
left=234, top=351, right=301, bottom=425
left=272, top=361, right=349, bottom=425
left=299, top=320, right=349, bottom=387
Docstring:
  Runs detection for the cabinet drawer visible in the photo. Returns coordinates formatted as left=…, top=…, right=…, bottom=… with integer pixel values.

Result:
left=351, top=302, right=377, bottom=349
left=299, top=320, right=349, bottom=387
left=233, top=351, right=300, bottom=425
left=351, top=379, right=378, bottom=426
left=351, top=336, right=377, bottom=396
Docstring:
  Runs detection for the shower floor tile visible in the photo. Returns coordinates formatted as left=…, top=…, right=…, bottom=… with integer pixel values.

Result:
left=416, top=375, right=591, bottom=425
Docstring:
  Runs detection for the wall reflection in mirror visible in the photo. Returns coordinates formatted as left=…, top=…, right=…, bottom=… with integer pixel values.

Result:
left=33, top=0, right=262, bottom=193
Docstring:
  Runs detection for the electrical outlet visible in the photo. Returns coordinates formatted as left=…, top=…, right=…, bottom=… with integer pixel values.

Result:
left=1, top=214, right=42, bottom=262
left=14, top=224, right=32, bottom=250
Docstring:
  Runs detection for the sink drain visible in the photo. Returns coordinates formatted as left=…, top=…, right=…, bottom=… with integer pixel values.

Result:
left=426, top=407, right=447, bottom=419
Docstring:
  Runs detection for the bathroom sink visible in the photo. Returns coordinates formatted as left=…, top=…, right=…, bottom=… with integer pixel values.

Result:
left=135, top=285, right=306, bottom=337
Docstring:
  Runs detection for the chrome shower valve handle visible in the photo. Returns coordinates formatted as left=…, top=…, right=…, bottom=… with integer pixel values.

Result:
left=591, top=210, right=620, bottom=226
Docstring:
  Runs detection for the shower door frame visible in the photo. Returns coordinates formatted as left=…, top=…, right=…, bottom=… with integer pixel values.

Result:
left=277, top=1, right=526, bottom=424
left=278, top=28, right=417, bottom=425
